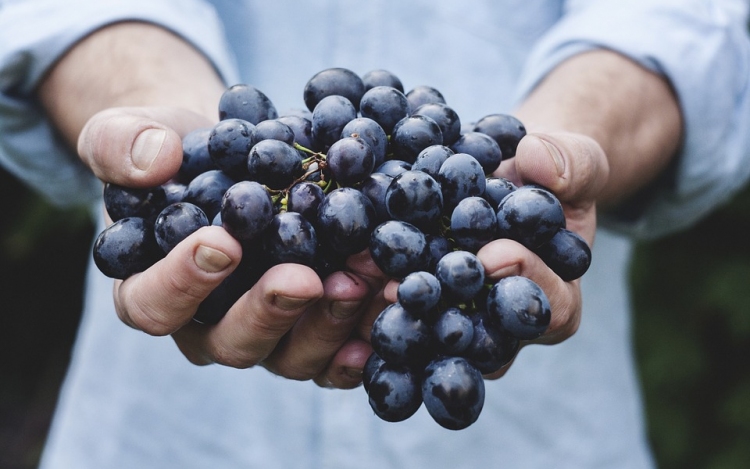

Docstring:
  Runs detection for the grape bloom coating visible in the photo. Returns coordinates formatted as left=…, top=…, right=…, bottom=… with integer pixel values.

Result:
left=92, top=67, right=592, bottom=430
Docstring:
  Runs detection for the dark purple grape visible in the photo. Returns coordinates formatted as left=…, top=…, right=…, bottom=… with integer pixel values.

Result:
left=483, top=177, right=517, bottom=210
left=93, top=217, right=163, bottom=279
left=390, top=115, right=443, bottom=164
left=397, top=271, right=442, bottom=318
left=374, top=159, right=411, bottom=177
left=361, top=69, right=404, bottom=92
left=412, top=145, right=454, bottom=180
left=495, top=185, right=565, bottom=249
left=463, top=310, right=519, bottom=374
left=287, top=181, right=325, bottom=224
left=103, top=183, right=168, bottom=223
left=247, top=139, right=303, bottom=190
left=534, top=228, right=592, bottom=281
left=303, top=67, right=365, bottom=112
left=183, top=169, right=236, bottom=220
left=207, top=118, right=255, bottom=179
left=425, top=234, right=453, bottom=273
left=449, top=196, right=498, bottom=253
left=316, top=187, right=377, bottom=256
left=341, top=117, right=388, bottom=169
left=359, top=86, right=410, bottom=134
left=218, top=84, right=277, bottom=124
left=220, top=181, right=274, bottom=241
left=363, top=352, right=387, bottom=393
left=153, top=202, right=209, bottom=254
left=276, top=115, right=318, bottom=153
left=435, top=250, right=485, bottom=303
left=405, top=85, right=446, bottom=113
left=450, top=131, right=503, bottom=174
left=367, top=362, right=423, bottom=423
left=311, top=95, right=358, bottom=147
left=359, top=172, right=393, bottom=223
left=371, top=303, right=433, bottom=367
left=473, top=113, right=526, bottom=159
left=487, top=276, right=551, bottom=340
left=263, top=212, right=317, bottom=267
left=179, top=127, right=216, bottom=182
left=422, top=356, right=484, bottom=430
left=369, top=220, right=429, bottom=279
left=385, top=169, right=444, bottom=232
left=325, top=136, right=375, bottom=186
left=161, top=181, right=186, bottom=205
left=412, top=102, right=461, bottom=146
left=250, top=119, right=295, bottom=145
left=278, top=108, right=313, bottom=120
left=437, top=153, right=486, bottom=210
left=433, top=307, right=474, bottom=355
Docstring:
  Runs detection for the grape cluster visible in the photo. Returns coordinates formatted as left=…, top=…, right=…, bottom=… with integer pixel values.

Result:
left=91, top=67, right=592, bottom=430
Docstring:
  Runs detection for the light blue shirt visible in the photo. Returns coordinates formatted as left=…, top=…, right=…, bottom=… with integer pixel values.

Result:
left=1, top=1, right=750, bottom=468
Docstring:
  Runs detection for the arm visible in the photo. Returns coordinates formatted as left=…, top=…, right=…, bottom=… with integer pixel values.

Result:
left=38, top=22, right=376, bottom=388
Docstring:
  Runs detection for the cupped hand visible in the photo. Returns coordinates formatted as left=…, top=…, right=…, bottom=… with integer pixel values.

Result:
left=80, top=106, right=377, bottom=389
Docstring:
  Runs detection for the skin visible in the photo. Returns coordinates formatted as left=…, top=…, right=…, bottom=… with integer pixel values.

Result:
left=37, top=21, right=682, bottom=386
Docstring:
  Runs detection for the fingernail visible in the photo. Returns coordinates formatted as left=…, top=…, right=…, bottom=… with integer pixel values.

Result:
left=132, top=128, right=166, bottom=171
left=344, top=367, right=363, bottom=379
left=194, top=245, right=232, bottom=273
left=539, top=138, right=565, bottom=176
left=274, top=295, right=314, bottom=310
left=330, top=300, right=361, bottom=319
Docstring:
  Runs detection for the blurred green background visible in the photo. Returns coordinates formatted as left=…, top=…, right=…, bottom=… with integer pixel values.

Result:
left=1, top=163, right=750, bottom=469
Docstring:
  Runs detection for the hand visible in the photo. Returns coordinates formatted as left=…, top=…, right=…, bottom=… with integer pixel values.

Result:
left=80, top=106, right=379, bottom=389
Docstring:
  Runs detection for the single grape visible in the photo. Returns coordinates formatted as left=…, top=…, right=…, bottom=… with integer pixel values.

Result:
left=369, top=220, right=429, bottom=279
left=220, top=181, right=274, bottom=241
left=450, top=131, right=503, bottom=175
left=463, top=310, right=520, bottom=374
left=247, top=139, right=303, bottom=189
left=250, top=119, right=295, bottom=145
left=424, top=234, right=453, bottom=273
left=385, top=169, right=444, bottom=232
left=361, top=69, right=404, bottom=92
left=534, top=228, right=592, bottom=281
left=435, top=250, right=485, bottom=303
left=390, top=115, right=444, bottom=164
left=179, top=127, right=216, bottom=182
left=316, top=187, right=377, bottom=256
left=325, top=136, right=375, bottom=186
left=161, top=181, right=187, bottom=206
left=437, top=153, right=487, bottom=210
left=487, top=276, right=551, bottom=340
left=218, top=83, right=277, bottom=124
left=341, top=117, right=388, bottom=169
left=450, top=196, right=498, bottom=253
left=287, top=181, right=325, bottom=224
left=183, top=169, right=236, bottom=221
left=412, top=145, right=454, bottom=180
left=412, top=102, right=461, bottom=146
left=303, top=67, right=365, bottom=111
left=263, top=211, right=317, bottom=267
left=422, top=356, right=485, bottom=430
left=103, top=183, right=168, bottom=223
left=93, top=217, right=163, bottom=279
left=311, top=95, right=358, bottom=147
left=495, top=185, right=565, bottom=249
left=483, top=177, right=517, bottom=210
left=363, top=352, right=387, bottom=393
left=367, top=362, right=423, bottom=423
left=473, top=113, right=526, bottom=159
left=358, top=172, right=393, bottom=223
left=374, top=159, right=411, bottom=177
left=397, top=271, right=442, bottom=318
left=359, top=86, right=410, bottom=134
left=276, top=115, right=318, bottom=154
left=405, top=85, right=446, bottom=113
left=371, top=302, right=433, bottom=367
left=207, top=118, right=255, bottom=179
left=153, top=202, right=209, bottom=254
left=433, top=307, right=474, bottom=355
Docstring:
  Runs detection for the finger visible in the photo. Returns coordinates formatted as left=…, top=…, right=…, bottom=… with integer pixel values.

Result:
left=314, top=339, right=374, bottom=389
left=261, top=271, right=372, bottom=380
left=114, top=225, right=242, bottom=336
left=478, top=238, right=581, bottom=345
left=172, top=263, right=325, bottom=369
left=77, top=106, right=214, bottom=188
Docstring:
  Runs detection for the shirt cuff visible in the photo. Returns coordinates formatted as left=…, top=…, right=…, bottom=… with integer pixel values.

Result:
left=512, top=2, right=750, bottom=239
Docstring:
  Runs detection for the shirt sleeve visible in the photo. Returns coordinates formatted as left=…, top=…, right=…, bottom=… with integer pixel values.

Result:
left=512, top=0, right=750, bottom=240
left=0, top=0, right=240, bottom=208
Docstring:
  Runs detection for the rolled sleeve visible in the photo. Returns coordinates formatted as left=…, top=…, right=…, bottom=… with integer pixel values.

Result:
left=513, top=0, right=750, bottom=239
left=0, top=0, right=239, bottom=207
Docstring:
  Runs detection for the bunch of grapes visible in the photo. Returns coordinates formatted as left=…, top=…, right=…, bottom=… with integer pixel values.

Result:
left=92, top=67, right=592, bottom=430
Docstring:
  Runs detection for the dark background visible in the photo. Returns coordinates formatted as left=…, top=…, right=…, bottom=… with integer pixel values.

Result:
left=2, top=163, right=750, bottom=468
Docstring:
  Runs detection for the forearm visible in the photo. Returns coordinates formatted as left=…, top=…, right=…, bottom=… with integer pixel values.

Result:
left=38, top=21, right=226, bottom=148
left=514, top=49, right=683, bottom=207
